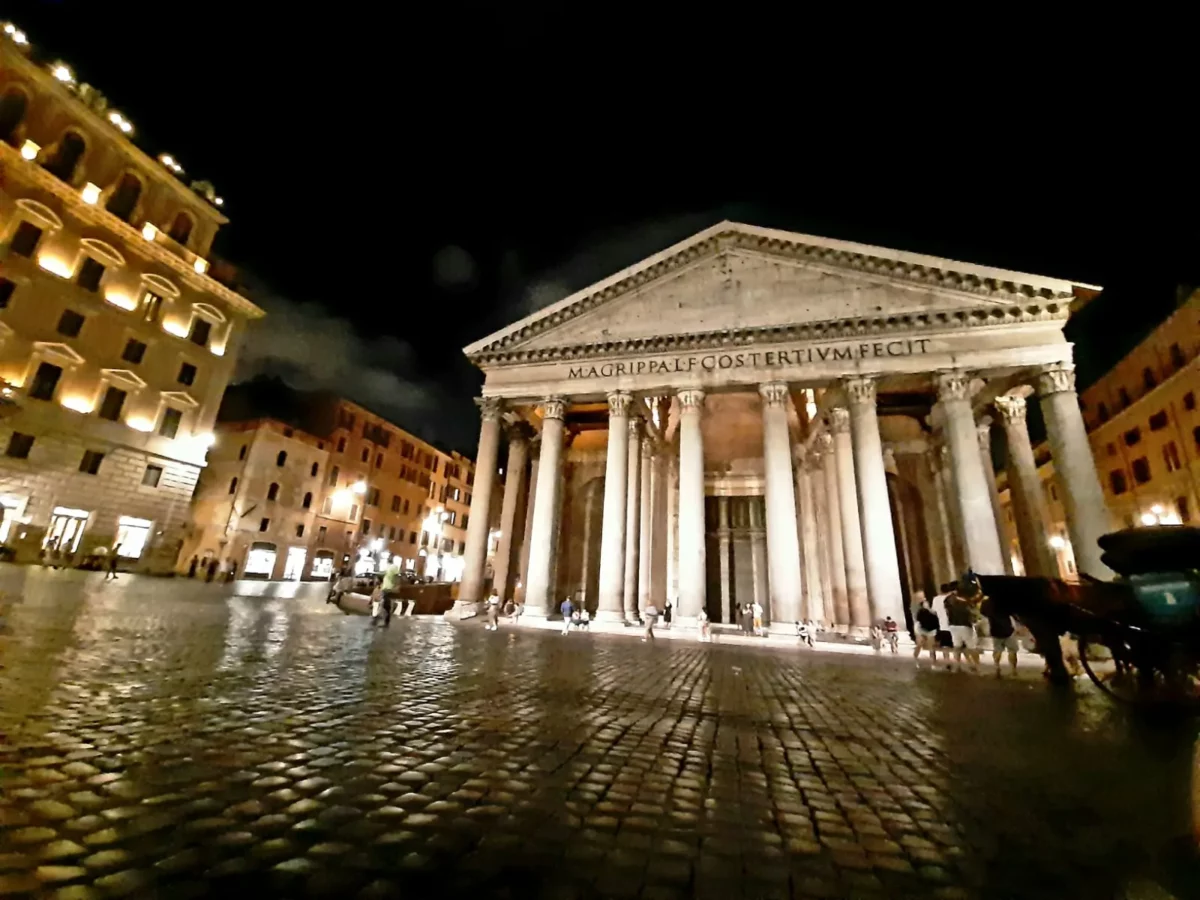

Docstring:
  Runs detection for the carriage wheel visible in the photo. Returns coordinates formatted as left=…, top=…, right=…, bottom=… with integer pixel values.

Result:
left=1079, top=633, right=1200, bottom=711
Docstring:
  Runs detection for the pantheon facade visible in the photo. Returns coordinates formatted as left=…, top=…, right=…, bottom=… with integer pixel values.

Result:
left=456, top=223, right=1112, bottom=633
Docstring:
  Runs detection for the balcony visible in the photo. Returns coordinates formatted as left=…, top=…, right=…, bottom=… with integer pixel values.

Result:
left=0, top=142, right=263, bottom=321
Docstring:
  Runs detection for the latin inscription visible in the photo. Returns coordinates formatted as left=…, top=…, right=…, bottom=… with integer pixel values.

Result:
left=567, top=339, right=931, bottom=380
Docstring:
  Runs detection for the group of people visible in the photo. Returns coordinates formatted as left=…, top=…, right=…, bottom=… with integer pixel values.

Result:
left=911, top=578, right=1021, bottom=675
left=185, top=555, right=236, bottom=583
left=40, top=538, right=123, bottom=579
left=735, top=601, right=766, bottom=636
left=869, top=616, right=902, bottom=653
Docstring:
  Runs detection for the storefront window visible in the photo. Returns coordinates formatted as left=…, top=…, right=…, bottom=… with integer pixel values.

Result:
left=283, top=547, right=307, bottom=581
left=115, top=516, right=151, bottom=558
left=244, top=541, right=277, bottom=577
left=311, top=552, right=335, bottom=579
left=45, top=506, right=89, bottom=553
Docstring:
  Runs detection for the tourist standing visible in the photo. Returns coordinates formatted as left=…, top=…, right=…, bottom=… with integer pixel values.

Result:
left=751, top=600, right=764, bottom=636
left=205, top=558, right=218, bottom=583
left=698, top=608, right=711, bottom=642
left=884, top=616, right=899, bottom=654
left=981, top=594, right=1019, bottom=675
left=870, top=622, right=884, bottom=652
left=579, top=607, right=591, bottom=632
left=105, top=545, right=120, bottom=581
left=945, top=588, right=981, bottom=672
left=560, top=596, right=574, bottom=635
left=484, top=592, right=500, bottom=631
left=187, top=556, right=198, bottom=578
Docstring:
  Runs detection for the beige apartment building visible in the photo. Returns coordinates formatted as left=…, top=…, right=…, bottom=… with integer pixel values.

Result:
left=0, top=27, right=263, bottom=572
left=180, top=392, right=485, bottom=582
left=997, top=288, right=1199, bottom=579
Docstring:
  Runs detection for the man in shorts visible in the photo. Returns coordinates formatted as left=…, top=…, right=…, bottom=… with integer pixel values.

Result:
left=981, top=594, right=1019, bottom=675
left=944, top=587, right=980, bottom=672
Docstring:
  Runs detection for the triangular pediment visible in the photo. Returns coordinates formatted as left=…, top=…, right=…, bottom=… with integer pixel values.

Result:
left=465, top=222, right=1093, bottom=363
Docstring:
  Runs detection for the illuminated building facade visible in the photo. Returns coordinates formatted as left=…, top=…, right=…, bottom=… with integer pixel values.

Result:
left=180, top=388, right=484, bottom=581
left=0, top=26, right=263, bottom=571
left=998, top=288, right=1200, bottom=578
left=456, top=222, right=1109, bottom=629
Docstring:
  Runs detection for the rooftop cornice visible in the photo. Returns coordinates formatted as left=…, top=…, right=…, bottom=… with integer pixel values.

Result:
left=0, top=142, right=264, bottom=320
left=470, top=301, right=1071, bottom=367
left=465, top=222, right=1097, bottom=361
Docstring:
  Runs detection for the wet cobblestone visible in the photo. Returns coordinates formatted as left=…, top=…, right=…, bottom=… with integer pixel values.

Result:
left=1, top=572, right=1199, bottom=898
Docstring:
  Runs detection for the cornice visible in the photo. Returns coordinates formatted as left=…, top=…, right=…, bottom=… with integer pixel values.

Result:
left=470, top=301, right=1070, bottom=367
left=466, top=224, right=1083, bottom=363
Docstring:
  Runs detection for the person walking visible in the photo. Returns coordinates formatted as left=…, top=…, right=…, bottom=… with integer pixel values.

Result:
left=870, top=622, right=884, bottom=652
left=663, top=600, right=673, bottom=630
left=945, top=587, right=981, bottom=672
left=560, top=596, right=574, bottom=635
left=752, top=600, right=764, bottom=637
left=642, top=603, right=658, bottom=642
left=484, top=591, right=500, bottom=631
left=930, top=582, right=955, bottom=664
left=205, top=558, right=218, bottom=583
left=698, top=608, right=711, bottom=642
left=104, top=545, right=120, bottom=581
left=884, top=616, right=899, bottom=654
left=981, top=593, right=1019, bottom=676
left=187, top=556, right=198, bottom=578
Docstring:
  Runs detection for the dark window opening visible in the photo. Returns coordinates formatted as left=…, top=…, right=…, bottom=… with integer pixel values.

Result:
left=79, top=449, right=104, bottom=475
left=1185, top=392, right=1196, bottom=412
left=1119, top=388, right=1132, bottom=409
left=336, top=437, right=346, bottom=453
left=43, top=131, right=85, bottom=182
left=188, top=318, right=212, bottom=347
left=142, top=292, right=163, bottom=323
left=259, top=518, right=270, bottom=532
left=267, top=482, right=279, bottom=501
left=1143, top=367, right=1158, bottom=391
left=177, top=362, right=197, bottom=386
left=238, top=444, right=247, bottom=460
left=296, top=524, right=305, bottom=538
left=167, top=211, right=194, bottom=245
left=0, top=277, right=15, bottom=308
left=57, top=308, right=86, bottom=336
left=1149, top=410, right=1169, bottom=431
left=1123, top=427, right=1141, bottom=447
left=361, top=447, right=369, bottom=462
left=159, top=407, right=182, bottom=439
left=5, top=432, right=33, bottom=458
left=229, top=477, right=238, bottom=494
left=104, top=173, right=142, bottom=221
left=142, top=464, right=163, bottom=487
left=75, top=257, right=105, bottom=292
left=328, top=464, right=339, bottom=486
left=1109, top=470, right=1128, bottom=495
left=1180, top=496, right=1192, bottom=524
left=276, top=450, right=287, bottom=466
left=28, top=361, right=62, bottom=400
left=0, top=89, right=28, bottom=144
left=302, top=491, right=312, bottom=509
left=98, top=386, right=126, bottom=421
left=121, top=339, right=146, bottom=364
left=310, top=462, right=318, bottom=477
left=1131, top=457, right=1152, bottom=484
left=9, top=221, right=42, bottom=258
left=1170, top=343, right=1186, bottom=370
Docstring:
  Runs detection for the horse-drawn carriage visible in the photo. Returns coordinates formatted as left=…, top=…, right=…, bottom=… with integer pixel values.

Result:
left=978, top=526, right=1200, bottom=710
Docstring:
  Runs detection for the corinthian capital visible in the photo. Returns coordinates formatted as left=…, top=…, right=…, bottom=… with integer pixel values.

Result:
left=934, top=370, right=973, bottom=402
left=827, top=407, right=851, bottom=435
left=541, top=396, right=566, bottom=421
left=843, top=376, right=877, bottom=407
left=677, top=389, right=705, bottom=412
left=758, top=382, right=789, bottom=408
left=606, top=391, right=632, bottom=418
left=476, top=397, right=504, bottom=422
left=993, top=394, right=1027, bottom=426
left=1036, top=363, right=1076, bottom=396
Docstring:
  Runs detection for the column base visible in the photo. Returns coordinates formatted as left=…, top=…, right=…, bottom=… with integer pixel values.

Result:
left=593, top=609, right=627, bottom=625
left=768, top=622, right=800, bottom=637
left=669, top=615, right=699, bottom=631
left=519, top=606, right=549, bottom=620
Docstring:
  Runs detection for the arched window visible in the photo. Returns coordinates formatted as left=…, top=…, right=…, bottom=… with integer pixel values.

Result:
left=310, top=462, right=318, bottom=477
left=1142, top=366, right=1157, bottom=391
left=167, top=211, right=194, bottom=245
left=229, top=476, right=238, bottom=495
left=43, top=130, right=86, bottom=183
left=105, top=172, right=142, bottom=222
left=276, top=450, right=287, bottom=466
left=0, top=88, right=28, bottom=146
left=302, top=491, right=313, bottom=509
left=267, top=482, right=280, bottom=501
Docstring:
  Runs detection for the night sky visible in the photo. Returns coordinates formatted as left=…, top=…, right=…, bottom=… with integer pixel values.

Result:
left=7, top=1, right=1196, bottom=453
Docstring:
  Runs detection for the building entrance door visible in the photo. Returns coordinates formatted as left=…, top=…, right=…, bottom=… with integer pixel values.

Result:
left=283, top=547, right=307, bottom=581
left=45, top=506, right=89, bottom=553
left=703, top=495, right=766, bottom=626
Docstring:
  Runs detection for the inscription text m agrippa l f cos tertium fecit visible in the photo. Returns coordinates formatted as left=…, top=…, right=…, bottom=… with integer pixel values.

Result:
left=566, top=339, right=932, bottom=380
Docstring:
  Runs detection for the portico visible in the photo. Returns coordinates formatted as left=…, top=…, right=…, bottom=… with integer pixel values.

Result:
left=457, top=222, right=1110, bottom=630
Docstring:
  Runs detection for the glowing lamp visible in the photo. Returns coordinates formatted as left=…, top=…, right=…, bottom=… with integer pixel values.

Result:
left=126, top=417, right=155, bottom=433
left=198, top=432, right=216, bottom=447
left=11, top=30, right=26, bottom=45
left=209, top=344, right=226, bottom=357
left=107, top=111, right=133, bottom=134
left=162, top=321, right=189, bottom=337
left=60, top=396, right=94, bottom=414
left=103, top=291, right=138, bottom=311
left=193, top=258, right=208, bottom=275
left=50, top=62, right=74, bottom=84
left=19, top=139, right=39, bottom=160
left=141, top=222, right=158, bottom=241
left=214, top=197, right=224, bottom=207
left=37, top=255, right=73, bottom=278
left=1151, top=504, right=1164, bottom=516
left=331, top=489, right=350, bottom=504
left=1048, top=535, right=1066, bottom=550
left=80, top=182, right=101, bottom=204
left=351, top=480, right=367, bottom=495
left=1141, top=513, right=1158, bottom=526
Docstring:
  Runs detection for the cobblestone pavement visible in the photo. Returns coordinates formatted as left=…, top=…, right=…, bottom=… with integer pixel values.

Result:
left=1, top=570, right=1199, bottom=899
